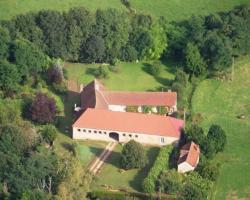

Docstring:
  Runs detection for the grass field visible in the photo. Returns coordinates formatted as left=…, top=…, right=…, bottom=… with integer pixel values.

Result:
left=0, top=0, right=250, bottom=21
left=192, top=56, right=250, bottom=199
left=65, top=61, right=175, bottom=91
left=92, top=144, right=159, bottom=192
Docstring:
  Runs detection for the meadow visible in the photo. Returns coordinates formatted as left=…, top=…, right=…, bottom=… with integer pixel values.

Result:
left=1, top=0, right=250, bottom=21
left=191, top=56, right=250, bottom=199
left=65, top=61, right=175, bottom=91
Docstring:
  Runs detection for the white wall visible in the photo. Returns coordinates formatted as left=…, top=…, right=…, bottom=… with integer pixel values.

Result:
left=72, top=127, right=179, bottom=146
left=177, top=162, right=195, bottom=173
left=108, top=105, right=126, bottom=112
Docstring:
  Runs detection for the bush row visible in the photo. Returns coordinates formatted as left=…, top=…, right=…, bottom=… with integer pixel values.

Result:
left=142, top=145, right=173, bottom=193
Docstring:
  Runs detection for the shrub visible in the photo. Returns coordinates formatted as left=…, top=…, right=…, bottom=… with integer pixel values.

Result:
left=125, top=106, right=138, bottom=113
left=158, top=170, right=183, bottom=194
left=121, top=140, right=148, bottom=169
left=199, top=161, right=220, bottom=181
left=142, top=145, right=173, bottom=193
left=30, top=92, right=56, bottom=124
left=41, top=124, right=57, bottom=146
left=149, top=62, right=161, bottom=77
left=47, top=63, right=64, bottom=84
left=94, top=66, right=109, bottom=79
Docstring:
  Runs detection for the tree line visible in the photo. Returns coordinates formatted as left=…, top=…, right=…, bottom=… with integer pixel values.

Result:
left=1, top=5, right=249, bottom=78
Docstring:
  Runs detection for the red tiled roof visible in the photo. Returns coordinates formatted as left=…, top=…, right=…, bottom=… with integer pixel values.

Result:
left=103, top=91, right=177, bottom=106
left=73, top=108, right=184, bottom=138
left=80, top=79, right=177, bottom=110
left=178, top=142, right=200, bottom=167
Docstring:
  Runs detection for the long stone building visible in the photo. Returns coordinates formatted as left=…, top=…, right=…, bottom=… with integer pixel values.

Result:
left=72, top=79, right=184, bottom=146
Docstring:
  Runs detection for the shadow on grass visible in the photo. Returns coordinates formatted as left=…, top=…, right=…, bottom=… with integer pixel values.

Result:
left=142, top=63, right=173, bottom=89
left=129, top=146, right=160, bottom=191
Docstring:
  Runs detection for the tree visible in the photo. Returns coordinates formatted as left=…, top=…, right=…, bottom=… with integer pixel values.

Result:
left=178, top=184, right=204, bottom=200
left=205, top=14, right=223, bottom=30
left=202, top=139, right=216, bottom=159
left=82, top=36, right=105, bottom=62
left=11, top=13, right=45, bottom=50
left=0, top=60, right=20, bottom=91
left=11, top=39, right=48, bottom=77
left=186, top=125, right=206, bottom=146
left=30, top=93, right=56, bottom=124
left=47, top=62, right=64, bottom=84
left=93, top=66, right=109, bottom=79
left=121, top=140, right=147, bottom=169
left=0, top=26, right=10, bottom=60
left=94, top=9, right=131, bottom=61
left=207, top=124, right=227, bottom=153
left=41, top=125, right=57, bottom=146
left=0, top=125, right=29, bottom=156
left=202, top=31, right=232, bottom=71
left=179, top=172, right=212, bottom=200
left=185, top=42, right=206, bottom=76
left=121, top=45, right=138, bottom=61
left=186, top=15, right=205, bottom=45
left=65, top=7, right=94, bottom=61
left=199, top=161, right=220, bottom=181
left=159, top=170, right=182, bottom=194
left=37, top=10, right=67, bottom=58
left=149, top=61, right=161, bottom=77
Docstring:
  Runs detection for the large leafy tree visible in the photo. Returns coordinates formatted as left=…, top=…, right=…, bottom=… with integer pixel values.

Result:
left=30, top=93, right=56, bottom=124
left=185, top=15, right=205, bottom=45
left=202, top=31, right=232, bottom=71
left=207, top=124, right=227, bottom=153
left=0, top=26, right=10, bottom=60
left=0, top=60, right=20, bottom=91
left=94, top=9, right=131, bottom=61
left=186, top=124, right=206, bottom=146
left=37, top=10, right=67, bottom=58
left=121, top=140, right=148, bottom=169
left=82, top=36, right=105, bottom=62
left=11, top=13, right=44, bottom=50
left=65, top=7, right=94, bottom=61
left=11, top=39, right=48, bottom=78
left=185, top=42, right=206, bottom=76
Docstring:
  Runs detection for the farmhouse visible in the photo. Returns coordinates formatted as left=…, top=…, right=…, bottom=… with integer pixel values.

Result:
left=81, top=79, right=177, bottom=114
left=177, top=142, right=200, bottom=173
left=72, top=108, right=184, bottom=146
left=72, top=79, right=183, bottom=146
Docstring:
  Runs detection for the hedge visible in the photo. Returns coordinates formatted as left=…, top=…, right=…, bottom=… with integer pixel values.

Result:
left=142, top=145, right=173, bottom=193
left=89, top=190, right=174, bottom=200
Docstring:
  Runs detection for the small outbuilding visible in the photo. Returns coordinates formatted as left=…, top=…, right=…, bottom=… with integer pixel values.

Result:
left=177, top=141, right=200, bottom=173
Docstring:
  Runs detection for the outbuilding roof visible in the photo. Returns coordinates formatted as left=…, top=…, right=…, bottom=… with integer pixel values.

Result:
left=73, top=108, right=184, bottom=138
left=178, top=142, right=200, bottom=167
left=81, top=79, right=177, bottom=110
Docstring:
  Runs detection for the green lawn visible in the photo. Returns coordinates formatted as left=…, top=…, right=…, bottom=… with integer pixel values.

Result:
left=92, top=144, right=159, bottom=192
left=1, top=0, right=249, bottom=21
left=191, top=56, right=250, bottom=199
left=65, top=61, right=175, bottom=91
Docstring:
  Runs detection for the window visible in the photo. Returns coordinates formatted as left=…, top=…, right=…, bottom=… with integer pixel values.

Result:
left=78, top=129, right=81, bottom=132
left=129, top=134, right=132, bottom=137
left=104, top=132, right=107, bottom=135
left=88, top=130, right=91, bottom=133
left=99, top=131, right=102, bottom=134
left=94, top=130, right=97, bottom=133
left=135, top=135, right=138, bottom=138
left=123, top=133, right=126, bottom=137
left=83, top=129, right=86, bottom=132
left=161, top=137, right=165, bottom=143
